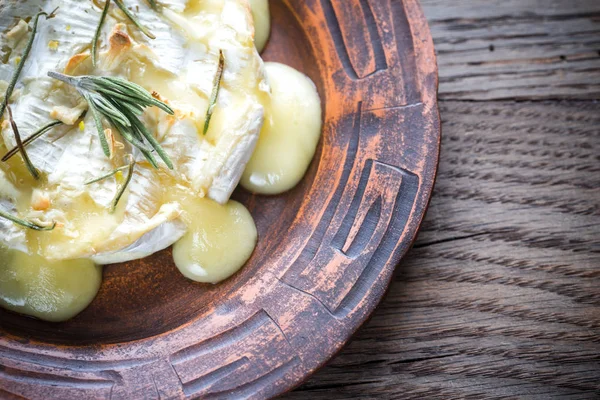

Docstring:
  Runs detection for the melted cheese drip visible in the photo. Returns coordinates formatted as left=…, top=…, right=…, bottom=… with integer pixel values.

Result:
left=248, top=0, right=270, bottom=52
left=241, top=62, right=322, bottom=194
left=0, top=247, right=102, bottom=322
left=172, top=198, right=257, bottom=283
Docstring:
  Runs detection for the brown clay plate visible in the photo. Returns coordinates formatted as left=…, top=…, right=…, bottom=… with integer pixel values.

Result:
left=0, top=0, right=440, bottom=398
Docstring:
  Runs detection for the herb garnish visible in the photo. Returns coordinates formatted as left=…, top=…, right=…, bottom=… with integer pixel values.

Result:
left=92, top=0, right=112, bottom=68
left=203, top=50, right=225, bottom=135
left=0, top=208, right=56, bottom=231
left=7, top=106, right=39, bottom=180
left=114, top=0, right=156, bottom=39
left=47, top=72, right=175, bottom=169
left=0, top=9, right=58, bottom=119
left=111, top=157, right=135, bottom=212
left=2, top=120, right=63, bottom=162
left=85, top=164, right=130, bottom=185
left=84, top=157, right=135, bottom=212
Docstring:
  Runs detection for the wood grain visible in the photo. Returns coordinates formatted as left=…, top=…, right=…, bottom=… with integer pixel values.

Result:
left=423, top=0, right=600, bottom=100
left=285, top=0, right=600, bottom=397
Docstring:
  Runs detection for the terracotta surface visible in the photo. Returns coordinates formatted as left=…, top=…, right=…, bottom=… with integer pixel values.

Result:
left=0, top=0, right=440, bottom=398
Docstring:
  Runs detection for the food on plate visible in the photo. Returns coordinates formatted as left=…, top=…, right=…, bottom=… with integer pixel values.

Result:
left=242, top=62, right=322, bottom=194
left=0, top=0, right=322, bottom=321
left=248, top=0, right=270, bottom=53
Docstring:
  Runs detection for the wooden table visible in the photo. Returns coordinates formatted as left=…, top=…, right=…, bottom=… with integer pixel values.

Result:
left=284, top=0, right=600, bottom=398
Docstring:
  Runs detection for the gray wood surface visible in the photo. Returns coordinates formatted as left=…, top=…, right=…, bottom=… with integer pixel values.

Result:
left=284, top=0, right=600, bottom=398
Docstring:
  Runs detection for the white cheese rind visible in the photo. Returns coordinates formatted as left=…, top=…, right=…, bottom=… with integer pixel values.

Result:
left=0, top=0, right=269, bottom=263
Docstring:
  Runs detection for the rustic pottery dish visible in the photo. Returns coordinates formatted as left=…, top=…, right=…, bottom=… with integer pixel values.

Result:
left=0, top=0, right=440, bottom=398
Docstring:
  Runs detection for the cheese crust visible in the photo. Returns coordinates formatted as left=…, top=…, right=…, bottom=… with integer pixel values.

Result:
left=0, top=0, right=269, bottom=262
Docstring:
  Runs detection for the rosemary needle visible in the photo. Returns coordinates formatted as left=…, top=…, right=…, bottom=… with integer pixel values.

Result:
left=92, top=0, right=112, bottom=68
left=147, top=0, right=159, bottom=11
left=85, top=164, right=130, bottom=185
left=2, top=120, right=63, bottom=162
left=7, top=106, right=39, bottom=180
left=114, top=0, right=156, bottom=39
left=203, top=50, right=225, bottom=135
left=0, top=9, right=57, bottom=119
left=111, top=158, right=135, bottom=212
left=84, top=91, right=113, bottom=157
left=0, top=208, right=56, bottom=231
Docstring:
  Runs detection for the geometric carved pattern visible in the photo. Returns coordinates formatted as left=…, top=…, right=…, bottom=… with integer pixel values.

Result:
left=0, top=0, right=440, bottom=398
left=282, top=100, right=421, bottom=317
left=170, top=311, right=298, bottom=398
left=321, top=0, right=388, bottom=79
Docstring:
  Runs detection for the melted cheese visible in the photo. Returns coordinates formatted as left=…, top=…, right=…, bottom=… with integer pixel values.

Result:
left=241, top=62, right=322, bottom=194
left=0, top=0, right=267, bottom=263
left=173, top=198, right=257, bottom=283
left=248, top=0, right=271, bottom=52
left=0, top=246, right=102, bottom=322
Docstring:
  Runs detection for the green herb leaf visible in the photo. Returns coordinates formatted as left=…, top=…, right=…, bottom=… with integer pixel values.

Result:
left=7, top=106, right=39, bottom=180
left=203, top=50, right=225, bottom=135
left=0, top=208, right=56, bottom=231
left=85, top=164, right=130, bottom=185
left=84, top=92, right=112, bottom=157
left=147, top=0, right=159, bottom=11
left=2, top=120, right=63, bottom=162
left=92, top=0, right=111, bottom=68
left=114, top=0, right=156, bottom=39
left=111, top=158, right=135, bottom=212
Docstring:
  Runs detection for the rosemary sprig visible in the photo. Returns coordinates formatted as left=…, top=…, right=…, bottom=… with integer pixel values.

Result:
left=147, top=0, right=159, bottom=11
left=114, top=0, right=156, bottom=39
left=85, top=164, right=130, bottom=185
left=2, top=120, right=63, bottom=162
left=0, top=9, right=58, bottom=119
left=7, top=106, right=39, bottom=180
left=203, top=50, right=225, bottom=135
left=111, top=158, right=135, bottom=212
left=48, top=72, right=175, bottom=169
left=0, top=208, right=56, bottom=231
left=92, top=0, right=112, bottom=68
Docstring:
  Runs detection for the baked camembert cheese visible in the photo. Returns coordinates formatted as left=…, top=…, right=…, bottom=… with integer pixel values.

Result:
left=0, top=0, right=322, bottom=321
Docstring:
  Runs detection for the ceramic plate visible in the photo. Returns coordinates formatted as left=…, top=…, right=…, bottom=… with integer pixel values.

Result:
left=0, top=0, right=440, bottom=398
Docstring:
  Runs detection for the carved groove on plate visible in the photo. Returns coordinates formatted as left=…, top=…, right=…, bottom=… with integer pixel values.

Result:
left=284, top=102, right=363, bottom=280
left=283, top=154, right=420, bottom=318
left=170, top=310, right=295, bottom=397
left=320, top=0, right=387, bottom=80
left=332, top=159, right=382, bottom=258
left=0, top=365, right=114, bottom=391
left=359, top=0, right=388, bottom=75
left=171, top=311, right=269, bottom=365
left=0, top=345, right=154, bottom=372
left=390, top=0, right=422, bottom=103
left=204, top=357, right=301, bottom=400
left=181, top=357, right=248, bottom=397
left=334, top=161, right=419, bottom=315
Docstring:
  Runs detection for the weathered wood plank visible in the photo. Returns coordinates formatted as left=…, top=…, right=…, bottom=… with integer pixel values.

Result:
left=420, top=0, right=600, bottom=100
left=285, top=100, right=600, bottom=399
